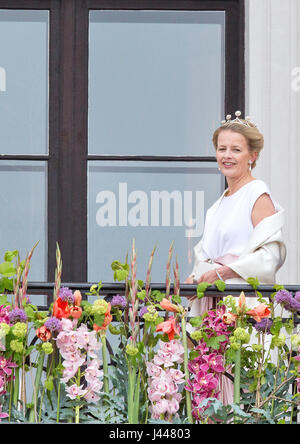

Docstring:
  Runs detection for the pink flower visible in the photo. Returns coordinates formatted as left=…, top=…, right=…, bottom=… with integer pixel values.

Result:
left=200, top=353, right=225, bottom=373
left=66, top=384, right=87, bottom=399
left=146, top=362, right=164, bottom=378
left=0, top=357, right=17, bottom=377
left=85, top=359, right=103, bottom=384
left=169, top=368, right=185, bottom=384
left=194, top=371, right=219, bottom=392
left=151, top=398, right=169, bottom=417
left=0, top=305, right=10, bottom=324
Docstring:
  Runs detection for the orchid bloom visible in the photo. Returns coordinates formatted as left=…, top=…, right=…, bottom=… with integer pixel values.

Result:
left=156, top=316, right=180, bottom=341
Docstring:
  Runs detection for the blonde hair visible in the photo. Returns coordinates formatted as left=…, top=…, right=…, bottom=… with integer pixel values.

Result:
left=212, top=121, right=264, bottom=169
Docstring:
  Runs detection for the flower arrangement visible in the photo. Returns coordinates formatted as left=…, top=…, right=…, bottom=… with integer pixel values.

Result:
left=0, top=242, right=299, bottom=424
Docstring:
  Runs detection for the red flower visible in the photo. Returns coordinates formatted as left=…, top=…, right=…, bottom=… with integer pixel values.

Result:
left=156, top=316, right=180, bottom=341
left=36, top=325, right=51, bottom=342
left=53, top=297, right=71, bottom=319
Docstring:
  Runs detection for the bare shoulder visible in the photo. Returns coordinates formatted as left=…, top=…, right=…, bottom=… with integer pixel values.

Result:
left=251, top=193, right=276, bottom=227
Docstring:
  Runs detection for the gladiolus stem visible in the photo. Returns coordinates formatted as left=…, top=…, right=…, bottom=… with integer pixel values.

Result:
left=181, top=315, right=193, bottom=424
left=101, top=333, right=109, bottom=394
left=29, top=351, right=45, bottom=423
left=13, top=367, right=19, bottom=408
left=233, top=319, right=241, bottom=424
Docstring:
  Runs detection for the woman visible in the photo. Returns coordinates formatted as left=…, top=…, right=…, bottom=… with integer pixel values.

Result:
left=186, top=111, right=286, bottom=311
left=185, top=111, right=286, bottom=405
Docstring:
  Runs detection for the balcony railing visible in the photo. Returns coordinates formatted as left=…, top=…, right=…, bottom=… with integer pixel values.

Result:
left=27, top=281, right=300, bottom=325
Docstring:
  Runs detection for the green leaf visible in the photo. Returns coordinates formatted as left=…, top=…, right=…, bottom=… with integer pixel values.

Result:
left=137, top=290, right=146, bottom=301
left=189, top=316, right=202, bottom=328
left=4, top=250, right=19, bottom=262
left=189, top=350, right=200, bottom=360
left=197, top=282, right=211, bottom=292
left=197, top=291, right=205, bottom=300
left=0, top=261, right=16, bottom=277
left=172, top=294, right=181, bottom=304
left=115, top=269, right=128, bottom=281
left=247, top=277, right=260, bottom=290
left=94, top=313, right=105, bottom=327
left=206, top=334, right=227, bottom=350
left=231, top=404, right=251, bottom=418
left=0, top=294, right=8, bottom=306
left=215, top=280, right=226, bottom=292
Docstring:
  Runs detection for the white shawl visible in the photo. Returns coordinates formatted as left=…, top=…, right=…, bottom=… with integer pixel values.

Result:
left=192, top=201, right=286, bottom=285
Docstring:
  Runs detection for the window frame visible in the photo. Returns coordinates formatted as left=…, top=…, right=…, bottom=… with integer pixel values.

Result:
left=0, top=0, right=245, bottom=306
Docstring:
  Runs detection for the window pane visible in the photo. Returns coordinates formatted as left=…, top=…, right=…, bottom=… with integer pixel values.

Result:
left=0, top=161, right=47, bottom=281
left=88, top=161, right=223, bottom=282
left=0, top=10, right=49, bottom=155
left=89, top=10, right=225, bottom=156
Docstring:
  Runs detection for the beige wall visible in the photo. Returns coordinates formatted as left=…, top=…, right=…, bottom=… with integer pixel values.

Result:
left=245, top=0, right=300, bottom=284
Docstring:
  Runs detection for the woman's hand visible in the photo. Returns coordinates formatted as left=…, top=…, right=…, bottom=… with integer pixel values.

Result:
left=196, top=269, right=220, bottom=284
left=184, top=275, right=195, bottom=284
left=195, top=266, right=240, bottom=284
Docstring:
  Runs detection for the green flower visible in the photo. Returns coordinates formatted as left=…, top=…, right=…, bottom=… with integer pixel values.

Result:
left=252, top=344, right=263, bottom=352
left=233, top=327, right=250, bottom=344
left=273, top=333, right=286, bottom=348
left=223, top=295, right=236, bottom=310
left=42, top=342, right=53, bottom=355
left=0, top=322, right=10, bottom=337
left=12, top=322, right=27, bottom=339
left=143, top=305, right=158, bottom=322
left=291, top=334, right=300, bottom=348
left=126, top=344, right=139, bottom=356
left=229, top=338, right=241, bottom=351
left=190, top=330, right=203, bottom=342
left=91, top=299, right=109, bottom=315
left=10, top=339, right=24, bottom=353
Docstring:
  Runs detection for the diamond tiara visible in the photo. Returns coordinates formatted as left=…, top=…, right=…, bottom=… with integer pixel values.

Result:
left=221, top=110, right=255, bottom=128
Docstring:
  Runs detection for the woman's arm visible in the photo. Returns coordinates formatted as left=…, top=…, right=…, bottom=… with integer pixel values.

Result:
left=251, top=193, right=275, bottom=227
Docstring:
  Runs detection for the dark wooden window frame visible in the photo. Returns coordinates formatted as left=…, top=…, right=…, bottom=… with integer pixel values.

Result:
left=0, top=0, right=245, bottom=305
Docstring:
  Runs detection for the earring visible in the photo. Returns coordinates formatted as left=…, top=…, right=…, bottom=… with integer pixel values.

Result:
left=248, top=160, right=252, bottom=171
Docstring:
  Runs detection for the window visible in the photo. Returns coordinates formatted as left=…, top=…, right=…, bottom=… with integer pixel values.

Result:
left=0, top=0, right=245, bottom=304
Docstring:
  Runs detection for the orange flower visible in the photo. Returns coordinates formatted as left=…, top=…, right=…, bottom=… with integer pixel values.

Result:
left=93, top=303, right=112, bottom=332
left=36, top=325, right=51, bottom=342
left=73, top=290, right=82, bottom=306
left=53, top=297, right=70, bottom=319
left=222, top=312, right=237, bottom=325
left=246, top=303, right=271, bottom=323
left=238, top=291, right=246, bottom=313
left=156, top=316, right=180, bottom=341
left=160, top=298, right=181, bottom=313
left=69, top=305, right=82, bottom=319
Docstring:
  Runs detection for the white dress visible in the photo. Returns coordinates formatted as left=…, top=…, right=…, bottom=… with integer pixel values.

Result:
left=190, top=179, right=286, bottom=311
